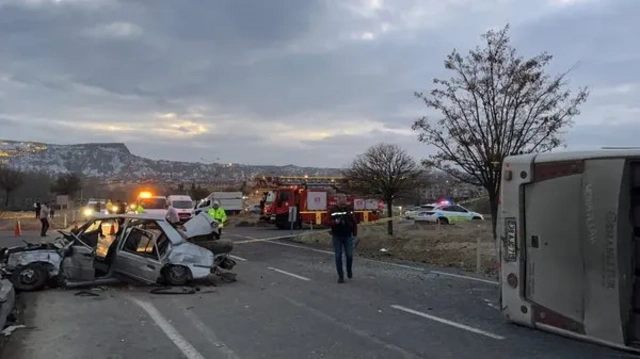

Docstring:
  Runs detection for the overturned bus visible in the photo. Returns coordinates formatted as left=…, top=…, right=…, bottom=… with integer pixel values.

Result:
left=498, top=149, right=640, bottom=352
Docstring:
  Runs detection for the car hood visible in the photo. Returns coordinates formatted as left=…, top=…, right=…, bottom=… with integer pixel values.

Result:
left=182, top=212, right=217, bottom=238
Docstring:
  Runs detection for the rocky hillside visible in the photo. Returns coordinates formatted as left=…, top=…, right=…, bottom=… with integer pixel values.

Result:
left=0, top=140, right=340, bottom=182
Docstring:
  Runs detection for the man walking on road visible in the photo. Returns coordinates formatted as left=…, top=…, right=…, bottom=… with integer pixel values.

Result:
left=39, top=202, right=50, bottom=237
left=323, top=196, right=358, bottom=283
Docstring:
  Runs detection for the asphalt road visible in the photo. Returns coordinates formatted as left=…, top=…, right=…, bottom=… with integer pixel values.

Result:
left=0, top=228, right=633, bottom=359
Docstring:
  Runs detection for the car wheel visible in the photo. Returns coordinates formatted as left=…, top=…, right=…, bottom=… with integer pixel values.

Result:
left=437, top=217, right=449, bottom=225
left=164, top=265, right=191, bottom=286
left=12, top=263, right=49, bottom=292
left=472, top=216, right=482, bottom=220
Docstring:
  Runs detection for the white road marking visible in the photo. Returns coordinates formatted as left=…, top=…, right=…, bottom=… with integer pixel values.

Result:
left=229, top=254, right=247, bottom=262
left=130, top=297, right=206, bottom=359
left=264, top=239, right=334, bottom=255
left=268, top=267, right=311, bottom=281
left=391, top=305, right=505, bottom=340
left=175, top=299, right=241, bottom=359
left=234, top=235, right=294, bottom=244
left=430, top=270, right=499, bottom=285
left=236, top=235, right=499, bottom=285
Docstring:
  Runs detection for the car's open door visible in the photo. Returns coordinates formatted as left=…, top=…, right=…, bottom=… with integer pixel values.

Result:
left=113, top=227, right=163, bottom=284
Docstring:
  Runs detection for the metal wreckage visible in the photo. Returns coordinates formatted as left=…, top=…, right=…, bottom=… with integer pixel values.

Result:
left=0, top=212, right=237, bottom=292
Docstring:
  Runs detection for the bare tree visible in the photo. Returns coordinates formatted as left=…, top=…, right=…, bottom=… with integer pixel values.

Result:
left=343, top=143, right=422, bottom=235
left=189, top=183, right=210, bottom=200
left=412, top=24, right=589, bottom=237
left=0, top=166, right=25, bottom=207
left=50, top=173, right=83, bottom=198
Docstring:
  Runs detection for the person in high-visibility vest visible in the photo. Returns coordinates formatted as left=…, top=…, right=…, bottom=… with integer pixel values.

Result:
left=135, top=202, right=145, bottom=214
left=207, top=200, right=227, bottom=234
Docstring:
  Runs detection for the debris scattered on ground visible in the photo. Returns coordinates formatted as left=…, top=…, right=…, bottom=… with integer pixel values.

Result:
left=74, top=291, right=100, bottom=297
left=1, top=324, right=26, bottom=337
left=149, top=286, right=197, bottom=295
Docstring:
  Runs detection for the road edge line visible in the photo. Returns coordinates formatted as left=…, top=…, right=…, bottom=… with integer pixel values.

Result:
left=391, top=305, right=505, bottom=340
left=268, top=266, right=311, bottom=281
left=228, top=254, right=247, bottom=262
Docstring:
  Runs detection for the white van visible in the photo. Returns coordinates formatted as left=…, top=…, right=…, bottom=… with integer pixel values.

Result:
left=167, top=195, right=194, bottom=223
left=193, top=192, right=243, bottom=216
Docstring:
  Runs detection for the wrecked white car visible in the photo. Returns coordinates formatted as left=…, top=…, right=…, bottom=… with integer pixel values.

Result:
left=0, top=213, right=237, bottom=291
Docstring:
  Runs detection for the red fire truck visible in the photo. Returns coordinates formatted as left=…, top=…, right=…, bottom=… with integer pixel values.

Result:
left=254, top=176, right=383, bottom=229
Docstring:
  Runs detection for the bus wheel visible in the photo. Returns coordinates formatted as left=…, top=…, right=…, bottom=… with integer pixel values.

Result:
left=437, top=217, right=449, bottom=225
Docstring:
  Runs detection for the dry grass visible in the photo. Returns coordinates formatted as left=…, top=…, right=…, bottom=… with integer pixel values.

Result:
left=293, top=220, right=499, bottom=274
left=0, top=211, right=39, bottom=220
left=0, top=217, right=71, bottom=231
left=0, top=210, right=84, bottom=231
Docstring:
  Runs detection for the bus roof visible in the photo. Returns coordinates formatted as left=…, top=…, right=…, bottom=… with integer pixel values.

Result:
left=505, top=149, right=640, bottom=165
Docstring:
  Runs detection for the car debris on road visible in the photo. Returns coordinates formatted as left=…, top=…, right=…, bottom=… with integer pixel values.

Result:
left=0, top=212, right=238, bottom=292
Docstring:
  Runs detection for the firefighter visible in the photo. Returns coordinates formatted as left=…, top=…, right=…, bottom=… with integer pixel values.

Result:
left=207, top=200, right=227, bottom=235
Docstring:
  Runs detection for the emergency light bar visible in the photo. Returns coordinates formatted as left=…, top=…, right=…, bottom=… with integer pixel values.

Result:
left=138, top=191, right=153, bottom=199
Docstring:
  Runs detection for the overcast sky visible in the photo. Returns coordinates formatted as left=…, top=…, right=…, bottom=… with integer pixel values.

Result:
left=0, top=0, right=637, bottom=167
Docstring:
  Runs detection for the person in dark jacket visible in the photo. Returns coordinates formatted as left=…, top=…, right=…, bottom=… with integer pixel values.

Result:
left=322, top=196, right=358, bottom=283
left=34, top=201, right=41, bottom=219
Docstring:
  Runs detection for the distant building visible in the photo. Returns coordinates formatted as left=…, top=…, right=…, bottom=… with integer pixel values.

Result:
left=422, top=180, right=484, bottom=201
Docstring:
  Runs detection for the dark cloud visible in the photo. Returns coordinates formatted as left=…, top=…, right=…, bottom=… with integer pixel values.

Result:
left=0, top=0, right=637, bottom=166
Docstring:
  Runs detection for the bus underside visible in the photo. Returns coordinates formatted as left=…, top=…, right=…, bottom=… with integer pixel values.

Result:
left=501, top=157, right=640, bottom=352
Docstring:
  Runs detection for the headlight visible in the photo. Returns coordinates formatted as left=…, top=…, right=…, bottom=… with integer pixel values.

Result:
left=111, top=205, right=118, bottom=212
left=130, top=204, right=136, bottom=209
left=83, top=208, right=94, bottom=216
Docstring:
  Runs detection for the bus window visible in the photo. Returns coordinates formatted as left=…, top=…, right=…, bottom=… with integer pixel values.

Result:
left=498, top=150, right=640, bottom=353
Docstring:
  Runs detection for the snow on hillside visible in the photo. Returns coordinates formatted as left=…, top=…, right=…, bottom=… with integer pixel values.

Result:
left=0, top=140, right=340, bottom=181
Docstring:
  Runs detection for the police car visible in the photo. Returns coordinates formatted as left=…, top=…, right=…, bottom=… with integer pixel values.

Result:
left=404, top=204, right=436, bottom=220
left=413, top=201, right=483, bottom=224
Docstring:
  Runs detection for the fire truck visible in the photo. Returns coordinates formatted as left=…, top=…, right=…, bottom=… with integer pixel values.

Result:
left=254, top=176, right=383, bottom=229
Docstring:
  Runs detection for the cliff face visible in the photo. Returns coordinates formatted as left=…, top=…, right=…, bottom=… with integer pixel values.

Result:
left=0, top=140, right=340, bottom=181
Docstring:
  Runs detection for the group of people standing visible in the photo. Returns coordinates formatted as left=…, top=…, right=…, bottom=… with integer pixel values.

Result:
left=34, top=201, right=55, bottom=237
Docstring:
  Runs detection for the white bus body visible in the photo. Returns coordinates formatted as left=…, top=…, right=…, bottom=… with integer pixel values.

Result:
left=498, top=149, right=640, bottom=352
